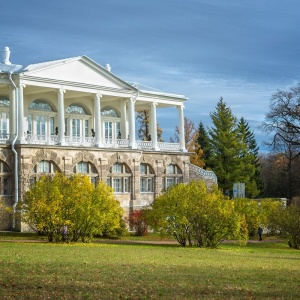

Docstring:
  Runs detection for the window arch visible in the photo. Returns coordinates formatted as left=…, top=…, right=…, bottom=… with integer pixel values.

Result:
left=66, top=105, right=87, bottom=115
left=107, top=162, right=131, bottom=193
left=28, top=99, right=56, bottom=136
left=0, top=97, right=9, bottom=107
left=65, top=104, right=91, bottom=138
left=30, top=160, right=59, bottom=185
left=29, top=100, right=54, bottom=112
left=0, top=160, right=11, bottom=195
left=162, top=164, right=183, bottom=190
left=101, top=106, right=121, bottom=141
left=101, top=106, right=120, bottom=118
left=140, top=163, right=155, bottom=193
left=73, top=161, right=98, bottom=186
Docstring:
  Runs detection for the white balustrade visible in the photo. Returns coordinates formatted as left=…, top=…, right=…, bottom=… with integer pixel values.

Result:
left=17, top=134, right=184, bottom=152
left=189, top=164, right=218, bottom=184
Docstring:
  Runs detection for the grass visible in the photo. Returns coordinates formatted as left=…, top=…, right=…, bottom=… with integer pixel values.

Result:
left=0, top=233, right=299, bottom=299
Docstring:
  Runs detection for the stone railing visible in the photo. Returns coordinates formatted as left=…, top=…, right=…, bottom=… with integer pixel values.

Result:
left=189, top=164, right=218, bottom=184
left=10, top=134, right=183, bottom=152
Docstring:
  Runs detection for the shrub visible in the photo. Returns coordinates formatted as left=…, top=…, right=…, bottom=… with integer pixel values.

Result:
left=128, top=210, right=149, bottom=236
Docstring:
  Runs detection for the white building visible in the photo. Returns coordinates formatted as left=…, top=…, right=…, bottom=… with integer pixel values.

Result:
left=0, top=47, right=217, bottom=231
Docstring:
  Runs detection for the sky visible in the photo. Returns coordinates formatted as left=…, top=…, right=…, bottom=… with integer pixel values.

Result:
left=2, top=0, right=300, bottom=152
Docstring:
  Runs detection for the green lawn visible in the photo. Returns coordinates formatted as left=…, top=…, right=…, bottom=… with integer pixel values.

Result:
left=0, top=234, right=299, bottom=299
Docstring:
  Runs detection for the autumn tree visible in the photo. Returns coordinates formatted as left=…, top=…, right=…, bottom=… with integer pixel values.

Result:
left=127, top=210, right=149, bottom=236
left=233, top=198, right=261, bottom=237
left=279, top=205, right=300, bottom=249
left=23, top=173, right=125, bottom=242
left=171, top=117, right=205, bottom=168
left=147, top=181, right=245, bottom=248
left=263, top=82, right=300, bottom=154
left=136, top=110, right=163, bottom=141
left=262, top=82, right=300, bottom=199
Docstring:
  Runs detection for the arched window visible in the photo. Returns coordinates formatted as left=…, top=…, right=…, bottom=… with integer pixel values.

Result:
left=29, top=100, right=54, bottom=112
left=28, top=99, right=56, bottom=136
left=101, top=107, right=120, bottom=118
left=73, top=161, right=98, bottom=186
left=162, top=164, right=183, bottom=190
left=0, top=97, right=9, bottom=138
left=30, top=160, right=59, bottom=185
left=66, top=104, right=91, bottom=138
left=66, top=105, right=86, bottom=114
left=107, top=162, right=131, bottom=193
left=101, top=107, right=121, bottom=141
left=0, top=161, right=11, bottom=195
left=140, top=163, right=155, bottom=193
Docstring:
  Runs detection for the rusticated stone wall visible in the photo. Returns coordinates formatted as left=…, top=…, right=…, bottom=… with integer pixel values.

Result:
left=1, top=144, right=199, bottom=231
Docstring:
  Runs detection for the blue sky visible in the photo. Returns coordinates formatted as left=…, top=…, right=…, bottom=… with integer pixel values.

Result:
left=2, top=0, right=300, bottom=152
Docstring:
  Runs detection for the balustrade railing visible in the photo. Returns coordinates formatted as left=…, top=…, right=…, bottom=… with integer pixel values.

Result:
left=4, top=134, right=183, bottom=152
left=189, top=164, right=218, bottom=184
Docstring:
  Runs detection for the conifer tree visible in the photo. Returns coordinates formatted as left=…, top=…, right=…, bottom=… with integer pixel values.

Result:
left=207, top=98, right=244, bottom=195
left=197, top=121, right=211, bottom=165
left=237, top=117, right=262, bottom=198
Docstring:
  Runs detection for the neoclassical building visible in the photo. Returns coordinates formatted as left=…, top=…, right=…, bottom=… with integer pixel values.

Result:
left=0, top=46, right=217, bottom=231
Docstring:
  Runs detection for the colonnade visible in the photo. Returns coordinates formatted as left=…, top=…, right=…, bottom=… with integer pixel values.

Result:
left=8, top=84, right=186, bottom=152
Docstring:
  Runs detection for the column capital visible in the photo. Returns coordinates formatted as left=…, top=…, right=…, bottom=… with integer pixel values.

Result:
left=130, top=96, right=136, bottom=104
left=177, top=104, right=185, bottom=110
left=151, top=101, right=158, bottom=107
left=58, top=86, right=66, bottom=94
left=95, top=91, right=102, bottom=99
left=18, top=83, right=26, bottom=89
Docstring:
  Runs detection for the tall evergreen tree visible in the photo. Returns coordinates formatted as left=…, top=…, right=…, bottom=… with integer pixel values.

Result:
left=207, top=98, right=244, bottom=195
left=237, top=117, right=262, bottom=198
left=197, top=121, right=211, bottom=166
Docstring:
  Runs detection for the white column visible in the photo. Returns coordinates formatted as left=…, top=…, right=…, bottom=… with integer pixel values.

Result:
left=94, top=93, right=102, bottom=147
left=32, top=114, right=37, bottom=134
left=17, top=84, right=25, bottom=143
left=178, top=105, right=186, bottom=152
left=9, top=85, right=16, bottom=140
left=120, top=99, right=127, bottom=139
left=57, top=87, right=66, bottom=145
left=150, top=102, right=159, bottom=150
left=128, top=97, right=137, bottom=149
left=68, top=118, right=72, bottom=138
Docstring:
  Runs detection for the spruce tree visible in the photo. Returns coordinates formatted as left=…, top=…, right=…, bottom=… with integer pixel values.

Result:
left=237, top=117, right=262, bottom=198
left=207, top=98, right=244, bottom=195
left=197, top=121, right=211, bottom=165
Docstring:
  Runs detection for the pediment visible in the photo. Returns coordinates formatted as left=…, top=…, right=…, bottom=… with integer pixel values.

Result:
left=23, top=56, right=133, bottom=90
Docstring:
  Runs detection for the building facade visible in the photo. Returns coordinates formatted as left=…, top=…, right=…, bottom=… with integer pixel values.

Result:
left=0, top=47, right=217, bottom=231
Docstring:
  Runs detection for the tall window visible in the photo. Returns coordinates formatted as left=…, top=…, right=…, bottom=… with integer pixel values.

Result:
left=101, top=107, right=121, bottom=141
left=140, top=163, right=155, bottom=193
left=28, top=99, right=56, bottom=136
left=30, top=160, right=59, bottom=185
left=162, top=164, right=183, bottom=191
left=74, top=161, right=98, bottom=186
left=107, top=162, right=131, bottom=193
left=0, top=161, right=11, bottom=195
left=66, top=104, right=91, bottom=138
left=0, top=98, right=9, bottom=138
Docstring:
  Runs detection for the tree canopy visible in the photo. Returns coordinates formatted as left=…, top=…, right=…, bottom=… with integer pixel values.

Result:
left=146, top=181, right=245, bottom=248
left=199, top=98, right=261, bottom=198
left=23, top=173, right=125, bottom=242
